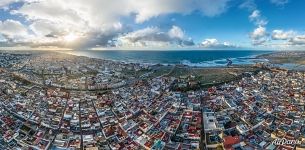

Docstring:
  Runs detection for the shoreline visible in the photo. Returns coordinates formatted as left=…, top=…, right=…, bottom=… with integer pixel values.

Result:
left=0, top=49, right=274, bottom=68
left=59, top=50, right=305, bottom=71
left=4, top=49, right=304, bottom=73
left=56, top=50, right=273, bottom=69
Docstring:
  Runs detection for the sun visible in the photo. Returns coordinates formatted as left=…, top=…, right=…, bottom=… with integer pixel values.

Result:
left=64, top=34, right=78, bottom=42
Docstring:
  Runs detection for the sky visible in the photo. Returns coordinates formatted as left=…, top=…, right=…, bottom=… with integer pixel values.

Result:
left=0, top=0, right=305, bottom=50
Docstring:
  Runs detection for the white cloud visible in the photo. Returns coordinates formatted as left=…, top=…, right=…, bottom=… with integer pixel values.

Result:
left=15, top=0, right=231, bottom=27
left=250, top=26, right=267, bottom=39
left=247, top=8, right=269, bottom=46
left=239, top=0, right=256, bottom=11
left=0, top=20, right=29, bottom=39
left=200, top=38, right=237, bottom=48
left=249, top=10, right=260, bottom=20
left=270, top=0, right=289, bottom=6
left=288, top=35, right=305, bottom=45
left=131, top=0, right=231, bottom=23
left=268, top=30, right=305, bottom=48
left=271, top=30, right=295, bottom=40
left=249, top=10, right=268, bottom=26
left=241, top=1, right=270, bottom=46
left=268, top=34, right=305, bottom=50
left=261, top=30, right=305, bottom=49
left=29, top=20, right=62, bottom=37
left=14, top=1, right=88, bottom=30
left=117, top=26, right=194, bottom=47
left=250, top=26, right=268, bottom=45
left=3, top=0, right=231, bottom=49
left=9, top=0, right=131, bottom=48
left=168, top=26, right=184, bottom=39
left=201, top=38, right=218, bottom=47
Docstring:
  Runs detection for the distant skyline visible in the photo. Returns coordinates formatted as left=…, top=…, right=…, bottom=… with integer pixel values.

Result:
left=0, top=0, right=305, bottom=50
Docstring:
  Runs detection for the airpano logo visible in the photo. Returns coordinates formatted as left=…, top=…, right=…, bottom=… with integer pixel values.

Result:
left=272, top=138, right=302, bottom=146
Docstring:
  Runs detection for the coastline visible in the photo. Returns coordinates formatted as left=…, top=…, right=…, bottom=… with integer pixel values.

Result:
left=59, top=50, right=305, bottom=71
left=58, top=50, right=273, bottom=68
left=0, top=50, right=268, bottom=90
left=2, top=50, right=294, bottom=91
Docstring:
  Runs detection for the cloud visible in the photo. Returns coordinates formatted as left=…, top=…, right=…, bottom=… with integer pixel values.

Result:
left=271, top=30, right=295, bottom=40
left=1, top=0, right=232, bottom=49
left=270, top=0, right=289, bottom=6
left=14, top=0, right=231, bottom=25
left=197, top=0, right=231, bottom=18
left=29, top=23, right=126, bottom=49
left=246, top=8, right=269, bottom=46
left=249, top=10, right=268, bottom=26
left=0, top=0, right=19, bottom=8
left=240, top=0, right=270, bottom=47
left=0, top=20, right=29, bottom=40
left=262, top=30, right=305, bottom=49
left=200, top=38, right=237, bottom=48
left=116, top=26, right=194, bottom=47
left=29, top=20, right=63, bottom=37
left=239, top=0, right=256, bottom=11
left=131, top=0, right=231, bottom=23
left=250, top=26, right=269, bottom=45
left=252, top=39, right=268, bottom=46
left=266, top=31, right=305, bottom=50
left=268, top=30, right=305, bottom=47
left=288, top=35, right=305, bottom=45
left=168, top=26, right=185, bottom=39
left=250, top=26, right=267, bottom=39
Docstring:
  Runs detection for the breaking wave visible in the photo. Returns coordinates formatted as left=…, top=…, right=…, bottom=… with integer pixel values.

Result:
left=180, top=57, right=269, bottom=67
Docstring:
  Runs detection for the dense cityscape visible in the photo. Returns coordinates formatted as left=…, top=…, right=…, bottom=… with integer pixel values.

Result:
left=0, top=51, right=304, bottom=150
left=1, top=0, right=305, bottom=149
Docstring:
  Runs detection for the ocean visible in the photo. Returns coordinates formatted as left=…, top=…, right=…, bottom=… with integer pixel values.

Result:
left=62, top=50, right=273, bottom=67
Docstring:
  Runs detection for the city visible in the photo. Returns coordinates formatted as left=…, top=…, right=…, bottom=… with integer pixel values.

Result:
left=2, top=0, right=305, bottom=149
left=0, top=51, right=304, bottom=150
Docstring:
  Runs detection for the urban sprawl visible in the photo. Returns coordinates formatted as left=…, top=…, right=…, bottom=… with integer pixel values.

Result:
left=0, top=51, right=304, bottom=150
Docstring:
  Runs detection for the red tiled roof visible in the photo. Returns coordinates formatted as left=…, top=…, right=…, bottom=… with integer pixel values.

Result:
left=223, top=136, right=240, bottom=149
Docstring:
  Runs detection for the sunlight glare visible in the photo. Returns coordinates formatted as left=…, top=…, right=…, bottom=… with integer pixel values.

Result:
left=64, top=34, right=78, bottom=42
